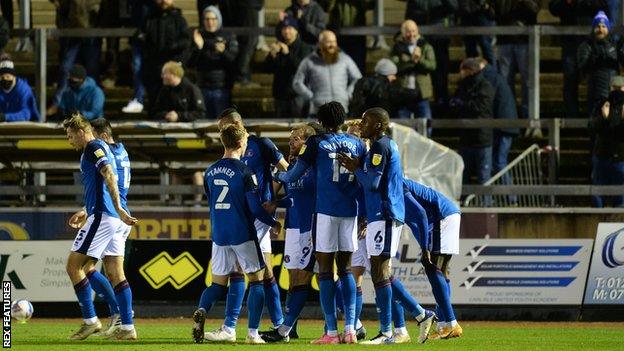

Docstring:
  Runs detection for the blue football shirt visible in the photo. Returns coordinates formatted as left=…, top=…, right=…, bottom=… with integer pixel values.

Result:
left=403, top=179, right=460, bottom=223
left=80, top=139, right=118, bottom=218
left=359, top=136, right=405, bottom=223
left=108, top=142, right=131, bottom=213
left=241, top=135, right=284, bottom=203
left=299, top=133, right=367, bottom=217
left=205, top=158, right=260, bottom=246
left=284, top=164, right=316, bottom=233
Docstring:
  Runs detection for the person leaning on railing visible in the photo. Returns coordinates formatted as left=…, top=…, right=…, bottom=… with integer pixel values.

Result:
left=589, top=75, right=624, bottom=208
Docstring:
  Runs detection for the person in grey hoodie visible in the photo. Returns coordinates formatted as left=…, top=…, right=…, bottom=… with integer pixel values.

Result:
left=292, top=30, right=362, bottom=117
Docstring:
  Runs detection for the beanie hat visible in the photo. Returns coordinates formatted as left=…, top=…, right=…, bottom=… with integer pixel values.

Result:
left=281, top=14, right=299, bottom=29
left=203, top=5, right=223, bottom=30
left=69, top=65, right=87, bottom=80
left=374, top=58, right=397, bottom=76
left=0, top=59, right=16, bottom=76
left=460, top=58, right=482, bottom=75
left=592, top=11, right=611, bottom=30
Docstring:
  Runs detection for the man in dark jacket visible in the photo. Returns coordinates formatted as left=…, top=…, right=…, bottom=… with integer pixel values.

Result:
left=264, top=16, right=314, bottom=118
left=189, top=6, right=239, bottom=119
left=480, top=59, right=518, bottom=202
left=549, top=0, right=610, bottom=118
left=402, top=0, right=458, bottom=109
left=232, top=0, right=264, bottom=85
left=578, top=11, right=623, bottom=118
left=449, top=58, right=495, bottom=186
left=491, top=0, right=539, bottom=119
left=458, top=0, right=496, bottom=66
left=58, top=65, right=105, bottom=121
left=136, top=0, right=191, bottom=115
left=282, top=0, right=327, bottom=45
left=590, top=76, right=624, bottom=207
left=349, top=58, right=422, bottom=118
left=0, top=59, right=40, bottom=122
left=153, top=61, right=206, bottom=121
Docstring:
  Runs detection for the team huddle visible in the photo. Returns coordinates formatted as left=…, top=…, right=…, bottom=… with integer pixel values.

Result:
left=62, top=101, right=462, bottom=344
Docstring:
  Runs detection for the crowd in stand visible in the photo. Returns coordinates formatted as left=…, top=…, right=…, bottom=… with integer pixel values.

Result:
left=0, top=0, right=622, bottom=206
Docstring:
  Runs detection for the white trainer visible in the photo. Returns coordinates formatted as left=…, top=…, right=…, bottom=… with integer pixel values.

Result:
left=246, top=335, right=266, bottom=344
left=68, top=319, right=102, bottom=340
left=204, top=326, right=237, bottom=343
left=97, top=313, right=121, bottom=336
left=122, top=99, right=144, bottom=113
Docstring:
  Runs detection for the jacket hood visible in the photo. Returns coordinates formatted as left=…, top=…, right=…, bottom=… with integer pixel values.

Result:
left=202, top=6, right=222, bottom=30
left=79, top=76, right=97, bottom=91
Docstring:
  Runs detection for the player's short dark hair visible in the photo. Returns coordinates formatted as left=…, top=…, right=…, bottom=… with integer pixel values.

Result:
left=364, top=107, right=390, bottom=132
left=90, top=118, right=114, bottom=139
left=317, top=101, right=346, bottom=130
left=220, top=124, right=247, bottom=149
left=62, top=113, right=91, bottom=132
left=218, top=107, right=244, bottom=130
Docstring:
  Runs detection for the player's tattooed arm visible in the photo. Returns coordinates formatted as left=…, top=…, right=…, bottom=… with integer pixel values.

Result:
left=100, top=164, right=138, bottom=226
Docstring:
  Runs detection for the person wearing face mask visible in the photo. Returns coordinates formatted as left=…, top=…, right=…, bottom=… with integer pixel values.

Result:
left=57, top=65, right=105, bottom=121
left=578, top=11, right=624, bottom=118
left=590, top=76, right=624, bottom=207
left=0, top=58, right=40, bottom=122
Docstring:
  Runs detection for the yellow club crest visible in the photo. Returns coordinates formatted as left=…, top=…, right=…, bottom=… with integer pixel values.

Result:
left=94, top=149, right=105, bottom=158
left=299, top=144, right=307, bottom=155
left=372, top=153, right=382, bottom=166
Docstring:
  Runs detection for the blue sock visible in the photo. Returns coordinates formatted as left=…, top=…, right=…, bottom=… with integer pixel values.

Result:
left=391, top=276, right=425, bottom=318
left=224, top=273, right=246, bottom=329
left=392, top=300, right=406, bottom=328
left=424, top=266, right=454, bottom=322
left=86, top=270, right=119, bottom=316
left=264, top=277, right=284, bottom=327
left=334, top=279, right=345, bottom=315
left=114, top=280, right=133, bottom=326
left=355, top=286, right=363, bottom=325
left=338, top=271, right=356, bottom=331
left=198, top=283, right=228, bottom=311
left=283, top=285, right=309, bottom=327
left=318, top=272, right=338, bottom=332
left=74, top=278, right=96, bottom=320
left=374, top=280, right=393, bottom=334
left=247, top=281, right=265, bottom=330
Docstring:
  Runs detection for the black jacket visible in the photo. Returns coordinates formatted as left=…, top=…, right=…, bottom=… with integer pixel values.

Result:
left=489, top=0, right=539, bottom=44
left=189, top=29, right=239, bottom=89
left=577, top=36, right=623, bottom=104
left=153, top=78, right=206, bottom=121
left=263, top=37, right=314, bottom=100
left=480, top=64, right=519, bottom=135
left=548, top=0, right=609, bottom=25
left=590, top=91, right=624, bottom=161
left=283, top=1, right=327, bottom=45
left=458, top=0, right=494, bottom=18
left=404, top=0, right=459, bottom=24
left=349, top=74, right=422, bottom=118
left=137, top=7, right=191, bottom=67
left=450, top=72, right=495, bottom=147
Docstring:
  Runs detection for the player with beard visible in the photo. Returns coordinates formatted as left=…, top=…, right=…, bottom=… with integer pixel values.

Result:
left=293, top=30, right=361, bottom=118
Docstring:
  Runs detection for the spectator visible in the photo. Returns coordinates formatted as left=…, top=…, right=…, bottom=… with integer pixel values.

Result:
left=196, top=0, right=219, bottom=23
left=326, top=0, right=375, bottom=74
left=458, top=0, right=496, bottom=66
left=121, top=0, right=157, bottom=114
left=56, top=65, right=104, bottom=121
left=293, top=30, right=362, bottom=117
left=402, top=0, right=458, bottom=110
left=189, top=6, right=239, bottom=119
left=153, top=61, right=206, bottom=122
left=47, top=0, right=102, bottom=117
left=136, top=0, right=191, bottom=115
left=490, top=0, right=539, bottom=119
left=281, top=0, right=327, bottom=45
left=349, top=58, right=422, bottom=118
left=0, top=59, right=40, bottom=122
left=480, top=58, right=518, bottom=202
left=578, top=11, right=623, bottom=118
left=449, top=58, right=495, bottom=186
left=231, top=0, right=264, bottom=86
left=390, top=20, right=436, bottom=121
left=0, top=0, right=12, bottom=29
left=264, top=15, right=314, bottom=118
left=590, top=75, right=624, bottom=207
left=550, top=1, right=610, bottom=118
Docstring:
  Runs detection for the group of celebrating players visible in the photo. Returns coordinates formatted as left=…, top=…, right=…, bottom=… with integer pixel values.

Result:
left=61, top=100, right=463, bottom=344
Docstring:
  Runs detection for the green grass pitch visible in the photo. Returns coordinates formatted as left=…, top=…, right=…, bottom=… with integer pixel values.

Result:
left=9, top=318, right=624, bottom=350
